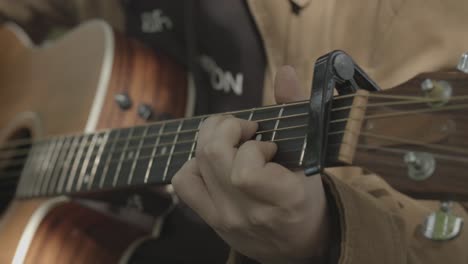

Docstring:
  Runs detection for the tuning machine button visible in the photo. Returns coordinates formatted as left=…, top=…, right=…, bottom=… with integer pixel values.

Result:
left=422, top=201, right=464, bottom=241
left=114, top=92, right=132, bottom=110
left=457, top=52, right=468, bottom=73
left=420, top=79, right=452, bottom=107
left=404, top=151, right=435, bottom=181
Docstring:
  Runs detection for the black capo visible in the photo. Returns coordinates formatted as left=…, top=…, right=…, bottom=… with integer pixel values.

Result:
left=303, top=50, right=380, bottom=176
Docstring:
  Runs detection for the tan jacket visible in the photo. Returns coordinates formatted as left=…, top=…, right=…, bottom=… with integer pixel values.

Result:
left=1, top=1, right=467, bottom=263
left=245, top=1, right=468, bottom=263
left=248, top=0, right=468, bottom=264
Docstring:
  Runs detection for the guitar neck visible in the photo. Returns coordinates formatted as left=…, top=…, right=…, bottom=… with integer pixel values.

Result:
left=14, top=94, right=359, bottom=198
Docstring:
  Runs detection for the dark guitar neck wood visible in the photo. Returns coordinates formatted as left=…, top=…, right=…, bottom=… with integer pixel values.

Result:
left=14, top=96, right=355, bottom=198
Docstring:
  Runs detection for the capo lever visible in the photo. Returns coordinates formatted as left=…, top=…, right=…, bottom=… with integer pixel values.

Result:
left=303, top=50, right=380, bottom=176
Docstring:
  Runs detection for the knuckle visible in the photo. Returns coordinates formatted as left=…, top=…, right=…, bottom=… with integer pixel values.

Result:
left=231, top=167, right=256, bottom=189
left=248, top=209, right=271, bottom=227
left=203, top=115, right=224, bottom=126
left=239, top=140, right=258, bottom=153
left=216, top=214, right=243, bottom=233
left=199, top=115, right=223, bottom=134
left=171, top=172, right=182, bottom=187
left=200, top=142, right=222, bottom=159
left=219, top=118, right=241, bottom=134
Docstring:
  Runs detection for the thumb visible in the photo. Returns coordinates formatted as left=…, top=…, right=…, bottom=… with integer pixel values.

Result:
left=274, top=65, right=308, bottom=104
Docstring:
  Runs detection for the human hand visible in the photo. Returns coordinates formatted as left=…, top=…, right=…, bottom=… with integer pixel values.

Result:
left=172, top=66, right=330, bottom=263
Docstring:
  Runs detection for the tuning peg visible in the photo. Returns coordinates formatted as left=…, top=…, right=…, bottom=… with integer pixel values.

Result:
left=404, top=151, right=435, bottom=181
left=422, top=201, right=464, bottom=241
left=457, top=52, right=468, bottom=73
left=420, top=79, right=452, bottom=107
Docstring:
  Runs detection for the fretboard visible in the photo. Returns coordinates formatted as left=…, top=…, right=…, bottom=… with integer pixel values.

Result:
left=15, top=95, right=356, bottom=198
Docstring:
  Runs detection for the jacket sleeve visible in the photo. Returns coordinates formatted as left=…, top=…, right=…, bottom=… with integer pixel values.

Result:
left=321, top=167, right=468, bottom=264
left=0, top=0, right=78, bottom=43
left=226, top=167, right=468, bottom=264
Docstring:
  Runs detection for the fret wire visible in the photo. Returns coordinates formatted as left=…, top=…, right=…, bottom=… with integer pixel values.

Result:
left=128, top=126, right=149, bottom=184
left=144, top=123, right=165, bottom=183
left=6, top=94, right=467, bottom=159
left=188, top=118, right=204, bottom=160
left=247, top=109, right=255, bottom=121
left=34, top=141, right=56, bottom=195
left=0, top=93, right=368, bottom=153
left=17, top=144, right=40, bottom=197
left=87, top=131, right=110, bottom=190
left=40, top=137, right=65, bottom=195
left=299, top=137, right=307, bottom=166
left=113, top=128, right=134, bottom=187
left=26, top=145, right=43, bottom=196
left=29, top=142, right=48, bottom=195
left=89, top=125, right=344, bottom=165
left=8, top=122, right=342, bottom=174
left=99, top=130, right=121, bottom=188
left=0, top=99, right=311, bottom=151
left=18, top=109, right=313, bottom=158
left=56, top=136, right=81, bottom=193
left=12, top=102, right=354, bottom=195
left=0, top=120, right=312, bottom=167
left=149, top=148, right=322, bottom=184
left=2, top=109, right=315, bottom=165
left=126, top=134, right=310, bottom=164
left=66, top=135, right=90, bottom=192
left=25, top=143, right=45, bottom=196
left=47, top=137, right=72, bottom=195
left=14, top=132, right=345, bottom=196
left=271, top=106, right=284, bottom=141
left=76, top=133, right=99, bottom=191
left=162, top=120, right=184, bottom=182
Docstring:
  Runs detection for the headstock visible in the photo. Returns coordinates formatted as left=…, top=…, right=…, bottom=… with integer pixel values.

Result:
left=353, top=71, right=468, bottom=201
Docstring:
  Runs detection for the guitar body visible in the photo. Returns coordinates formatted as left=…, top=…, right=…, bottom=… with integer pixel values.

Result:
left=0, top=20, right=188, bottom=263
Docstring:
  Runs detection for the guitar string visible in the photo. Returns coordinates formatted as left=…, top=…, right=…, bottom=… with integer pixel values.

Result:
left=2, top=91, right=457, bottom=150
left=4, top=91, right=468, bottom=194
left=9, top=142, right=468, bottom=197
left=354, top=144, right=468, bottom=164
left=0, top=120, right=313, bottom=166
left=1, top=135, right=324, bottom=183
left=1, top=92, right=467, bottom=153
left=2, top=99, right=468, bottom=169
left=0, top=110, right=313, bottom=158
left=4, top=96, right=468, bottom=166
left=3, top=96, right=468, bottom=167
left=8, top=139, right=468, bottom=196
left=360, top=132, right=468, bottom=155
left=9, top=145, right=326, bottom=195
left=2, top=95, right=468, bottom=180
left=5, top=125, right=468, bottom=188
left=0, top=98, right=317, bottom=150
left=3, top=95, right=468, bottom=164
left=12, top=141, right=468, bottom=197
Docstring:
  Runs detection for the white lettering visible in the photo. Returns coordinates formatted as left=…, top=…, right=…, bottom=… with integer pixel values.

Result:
left=200, top=55, right=243, bottom=96
left=141, top=9, right=173, bottom=33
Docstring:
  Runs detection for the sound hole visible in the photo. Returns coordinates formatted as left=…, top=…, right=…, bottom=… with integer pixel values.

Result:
left=0, top=128, right=31, bottom=213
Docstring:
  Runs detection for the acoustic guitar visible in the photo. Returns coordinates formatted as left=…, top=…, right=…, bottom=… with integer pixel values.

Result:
left=1, top=20, right=467, bottom=263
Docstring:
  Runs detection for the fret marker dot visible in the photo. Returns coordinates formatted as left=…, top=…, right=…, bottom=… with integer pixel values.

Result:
left=255, top=134, right=262, bottom=141
left=83, top=174, right=89, bottom=184
left=127, top=151, right=134, bottom=159
left=161, top=147, right=167, bottom=155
